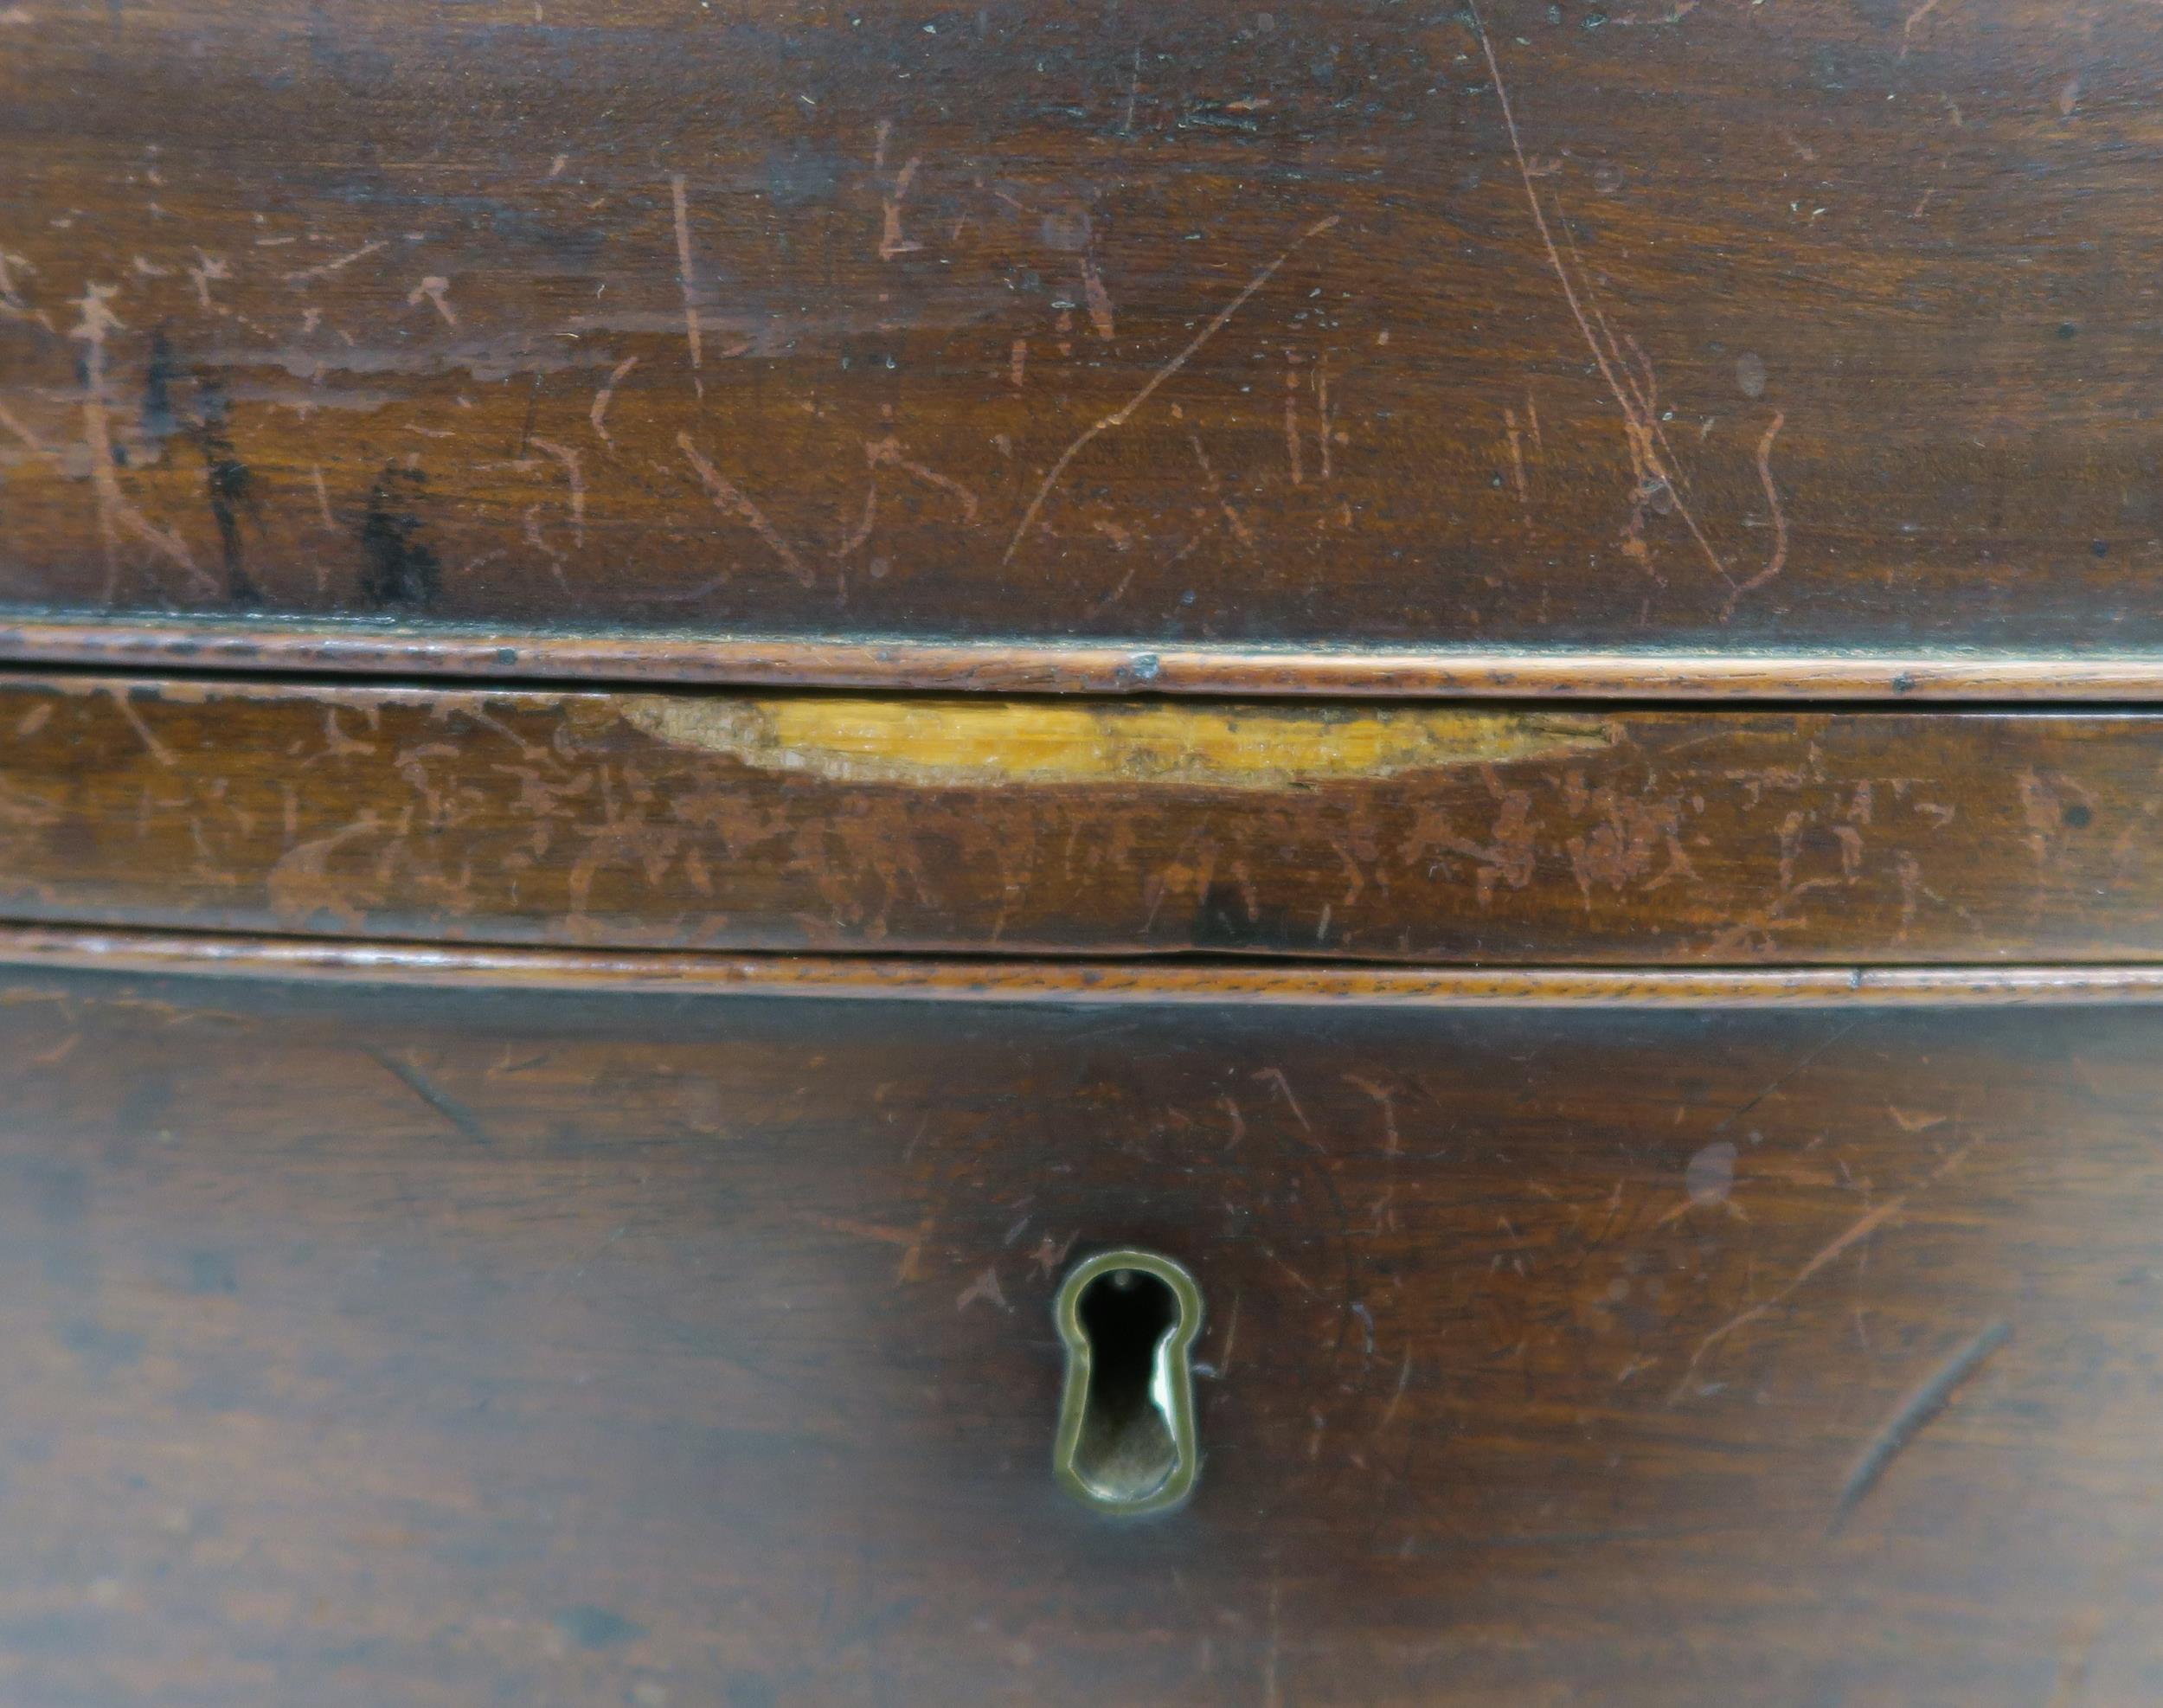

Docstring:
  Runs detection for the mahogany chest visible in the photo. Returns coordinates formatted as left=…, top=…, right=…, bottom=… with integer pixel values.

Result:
left=5, top=3, right=2163, bottom=1700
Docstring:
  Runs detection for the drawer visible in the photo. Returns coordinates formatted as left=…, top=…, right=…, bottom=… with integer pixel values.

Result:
left=3, top=2, right=2163, bottom=684
left=0, top=936, right=2157, bottom=1705
left=8, top=673, right=2163, bottom=963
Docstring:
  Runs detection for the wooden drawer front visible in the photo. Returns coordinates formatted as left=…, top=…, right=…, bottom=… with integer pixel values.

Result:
left=2, top=1, right=2162, bottom=675
left=0, top=955, right=2158, bottom=1704
left=8, top=674, right=2163, bottom=963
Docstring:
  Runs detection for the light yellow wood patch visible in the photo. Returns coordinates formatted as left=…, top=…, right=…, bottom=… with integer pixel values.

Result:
left=621, top=697, right=1616, bottom=789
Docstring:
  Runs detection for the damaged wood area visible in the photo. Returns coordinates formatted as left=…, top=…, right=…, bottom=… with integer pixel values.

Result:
left=2, top=675, right=2160, bottom=962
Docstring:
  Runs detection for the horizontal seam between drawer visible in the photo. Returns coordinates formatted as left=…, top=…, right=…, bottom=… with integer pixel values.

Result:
left=8, top=923, right=2163, bottom=1007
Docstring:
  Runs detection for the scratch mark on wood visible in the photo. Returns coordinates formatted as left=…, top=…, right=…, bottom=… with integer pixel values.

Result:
left=1471, top=5, right=1732, bottom=593
left=29, top=1031, right=79, bottom=1068
left=1263, top=1246, right=1319, bottom=1297
left=1188, top=431, right=1256, bottom=553
left=956, top=1266, right=1011, bottom=1313
left=1028, top=1230, right=1077, bottom=1280
left=866, top=435, right=980, bottom=523
left=837, top=478, right=881, bottom=558
left=878, top=154, right=923, bottom=262
left=1903, top=0, right=1955, bottom=56
left=1219, top=1093, right=1248, bottom=1152
left=1376, top=1348, right=1413, bottom=1434
left=185, top=250, right=230, bottom=313
left=1670, top=1193, right=1907, bottom=1403
left=364, top=1046, right=490, bottom=1143
left=1710, top=1015, right=1864, bottom=1138
left=72, top=285, right=209, bottom=599
left=1722, top=411, right=1789, bottom=620
left=1505, top=405, right=1531, bottom=515
left=0, top=399, right=60, bottom=465
left=528, top=437, right=586, bottom=546
left=406, top=275, right=457, bottom=325
left=1315, top=354, right=1336, bottom=481
left=669, top=174, right=703, bottom=387
left=0, top=247, right=44, bottom=327
left=282, top=240, right=384, bottom=285
left=677, top=433, right=814, bottom=586
left=1081, top=255, right=1116, bottom=339
left=799, top=1212, right=915, bottom=1247
left=1002, top=214, right=1339, bottom=563
left=1344, top=1074, right=1401, bottom=1155
left=1829, top=1320, right=2009, bottom=1532
left=1254, top=1065, right=1312, bottom=1133
left=104, top=686, right=175, bottom=768
left=1283, top=355, right=1305, bottom=485
left=589, top=355, right=638, bottom=446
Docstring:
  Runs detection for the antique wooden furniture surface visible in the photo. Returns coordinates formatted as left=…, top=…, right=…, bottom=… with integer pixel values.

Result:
left=4, top=0, right=2163, bottom=688
left=0, top=946, right=2160, bottom=1707
left=13, top=2, right=2163, bottom=1704
left=3, top=675, right=2163, bottom=964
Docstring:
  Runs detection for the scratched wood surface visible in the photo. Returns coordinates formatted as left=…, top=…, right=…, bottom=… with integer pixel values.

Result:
left=3, top=0, right=2161, bottom=669
left=0, top=956, right=2157, bottom=1705
left=7, top=673, right=2163, bottom=963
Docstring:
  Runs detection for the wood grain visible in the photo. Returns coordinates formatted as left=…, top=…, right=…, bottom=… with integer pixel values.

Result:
left=8, top=673, right=2163, bottom=963
left=3, top=956, right=2162, bottom=1703
left=3, top=0, right=2163, bottom=674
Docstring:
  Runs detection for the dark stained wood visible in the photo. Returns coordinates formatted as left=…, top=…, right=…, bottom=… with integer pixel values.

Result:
left=3, top=955, right=2161, bottom=1703
left=16, top=4, right=2163, bottom=1697
left=8, top=673, right=2163, bottom=963
left=6, top=1, right=2163, bottom=675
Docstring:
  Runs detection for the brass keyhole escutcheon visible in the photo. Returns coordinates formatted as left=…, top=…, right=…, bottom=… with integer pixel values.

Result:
left=1052, top=1249, right=1203, bottom=1516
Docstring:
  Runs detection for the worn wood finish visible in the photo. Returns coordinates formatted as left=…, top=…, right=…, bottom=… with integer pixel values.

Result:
left=4, top=0, right=2163, bottom=673
left=16, top=4, right=2163, bottom=1698
left=20, top=924, right=2163, bottom=1007
left=2, top=956, right=2161, bottom=1704
left=7, top=673, right=2163, bottom=963
left=23, top=617, right=2163, bottom=701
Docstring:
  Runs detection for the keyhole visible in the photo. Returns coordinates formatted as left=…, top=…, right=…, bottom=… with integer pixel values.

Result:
left=1052, top=1249, right=1203, bottom=1516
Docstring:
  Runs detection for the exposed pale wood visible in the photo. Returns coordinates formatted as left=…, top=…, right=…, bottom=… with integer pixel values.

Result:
left=7, top=673, right=2163, bottom=963
left=14, top=2, right=2163, bottom=1697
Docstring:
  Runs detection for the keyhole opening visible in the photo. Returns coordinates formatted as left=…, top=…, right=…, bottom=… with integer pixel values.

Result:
left=1052, top=1249, right=1203, bottom=1515
left=1075, top=1268, right=1179, bottom=1502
